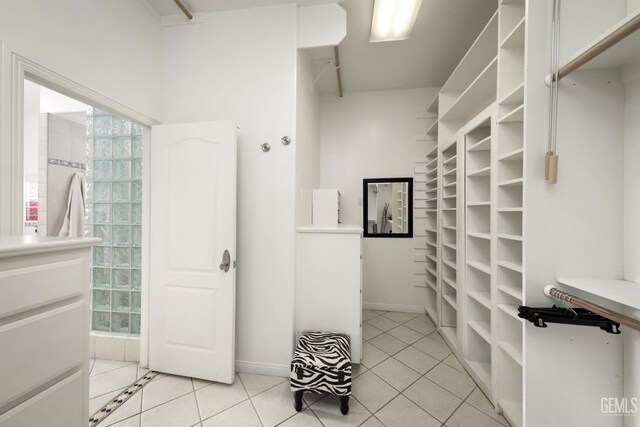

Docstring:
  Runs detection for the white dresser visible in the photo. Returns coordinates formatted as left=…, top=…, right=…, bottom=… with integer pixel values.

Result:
left=295, top=225, right=362, bottom=363
left=0, top=237, right=99, bottom=427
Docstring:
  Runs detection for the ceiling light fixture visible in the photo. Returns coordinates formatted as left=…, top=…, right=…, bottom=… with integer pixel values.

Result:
left=370, top=0, right=423, bottom=42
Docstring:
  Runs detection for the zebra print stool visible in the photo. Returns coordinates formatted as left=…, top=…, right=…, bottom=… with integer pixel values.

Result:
left=290, top=332, right=352, bottom=415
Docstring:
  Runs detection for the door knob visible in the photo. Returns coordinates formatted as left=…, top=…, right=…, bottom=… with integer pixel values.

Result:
left=220, top=250, right=231, bottom=272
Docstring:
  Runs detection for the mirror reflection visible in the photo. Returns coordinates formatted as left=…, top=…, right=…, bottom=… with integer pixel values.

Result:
left=363, top=178, right=413, bottom=238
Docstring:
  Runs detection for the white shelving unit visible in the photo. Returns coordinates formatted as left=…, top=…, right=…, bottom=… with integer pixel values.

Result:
left=439, top=139, right=459, bottom=351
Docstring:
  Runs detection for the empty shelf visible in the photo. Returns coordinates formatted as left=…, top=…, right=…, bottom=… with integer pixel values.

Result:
left=468, top=231, right=491, bottom=240
left=443, top=225, right=457, bottom=231
left=467, top=135, right=491, bottom=152
left=498, top=284, right=523, bottom=302
left=556, top=277, right=640, bottom=311
left=498, top=260, right=523, bottom=273
left=443, top=259, right=457, bottom=271
left=443, top=242, right=457, bottom=251
left=468, top=291, right=491, bottom=310
left=468, top=261, right=491, bottom=275
left=500, top=16, right=525, bottom=49
left=443, top=155, right=458, bottom=165
left=467, top=361, right=492, bottom=392
left=498, top=341, right=523, bottom=366
left=427, top=120, right=439, bottom=136
left=498, top=177, right=524, bottom=187
left=441, top=58, right=498, bottom=122
left=443, top=294, right=458, bottom=310
left=443, top=277, right=457, bottom=291
left=498, top=304, right=522, bottom=322
left=467, top=201, right=491, bottom=207
left=444, top=168, right=458, bottom=176
left=498, top=233, right=523, bottom=242
left=498, top=104, right=524, bottom=123
left=467, top=166, right=491, bottom=177
left=468, top=321, right=491, bottom=343
left=498, top=400, right=523, bottom=427
left=499, top=82, right=524, bottom=106
left=499, top=147, right=524, bottom=162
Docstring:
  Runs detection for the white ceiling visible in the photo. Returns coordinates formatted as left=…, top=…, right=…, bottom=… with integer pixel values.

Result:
left=309, top=0, right=498, bottom=94
left=145, top=0, right=335, bottom=15
left=147, top=0, right=498, bottom=94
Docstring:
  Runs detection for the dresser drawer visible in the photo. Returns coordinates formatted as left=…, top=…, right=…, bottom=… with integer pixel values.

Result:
left=0, top=302, right=84, bottom=408
left=0, top=258, right=86, bottom=320
left=0, top=372, right=84, bottom=427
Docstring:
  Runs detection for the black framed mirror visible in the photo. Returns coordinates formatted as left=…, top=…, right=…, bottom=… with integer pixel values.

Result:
left=363, top=178, right=413, bottom=238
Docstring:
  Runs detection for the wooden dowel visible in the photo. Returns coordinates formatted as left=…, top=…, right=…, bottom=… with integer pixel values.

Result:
left=548, top=153, right=558, bottom=184
left=334, top=46, right=344, bottom=98
left=173, top=0, right=193, bottom=21
left=547, top=287, right=640, bottom=332
left=558, top=14, right=640, bottom=80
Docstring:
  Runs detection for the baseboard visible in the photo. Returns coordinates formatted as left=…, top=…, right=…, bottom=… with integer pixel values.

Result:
left=235, top=360, right=290, bottom=377
left=91, top=333, right=140, bottom=362
left=363, top=302, right=425, bottom=314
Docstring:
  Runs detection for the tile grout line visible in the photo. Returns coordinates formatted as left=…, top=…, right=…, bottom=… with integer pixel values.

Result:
left=191, top=378, right=203, bottom=425
left=238, top=374, right=266, bottom=427
left=89, top=369, right=159, bottom=427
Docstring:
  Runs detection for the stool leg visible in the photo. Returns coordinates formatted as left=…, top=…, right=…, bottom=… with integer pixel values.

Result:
left=294, top=391, right=304, bottom=412
left=339, top=396, right=349, bottom=415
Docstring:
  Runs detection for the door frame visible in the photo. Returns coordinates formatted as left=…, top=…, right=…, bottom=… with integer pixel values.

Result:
left=9, top=53, right=159, bottom=366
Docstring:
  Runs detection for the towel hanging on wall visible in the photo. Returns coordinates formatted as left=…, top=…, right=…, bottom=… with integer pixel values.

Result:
left=59, top=172, right=87, bottom=237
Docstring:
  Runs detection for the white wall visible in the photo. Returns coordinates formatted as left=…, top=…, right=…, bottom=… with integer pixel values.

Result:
left=0, top=0, right=163, bottom=234
left=295, top=50, right=321, bottom=226
left=162, top=5, right=298, bottom=374
left=319, top=87, right=438, bottom=312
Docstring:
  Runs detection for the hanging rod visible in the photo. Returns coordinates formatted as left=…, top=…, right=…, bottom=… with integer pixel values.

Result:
left=173, top=0, right=194, bottom=22
left=543, top=286, right=640, bottom=332
left=334, top=46, right=344, bottom=98
left=557, top=14, right=640, bottom=81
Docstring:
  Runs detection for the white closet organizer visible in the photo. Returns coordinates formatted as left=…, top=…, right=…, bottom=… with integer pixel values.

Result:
left=414, top=104, right=439, bottom=321
left=423, top=4, right=527, bottom=426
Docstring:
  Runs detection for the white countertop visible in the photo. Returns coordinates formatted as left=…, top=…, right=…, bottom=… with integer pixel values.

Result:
left=296, top=224, right=363, bottom=234
left=0, top=236, right=102, bottom=258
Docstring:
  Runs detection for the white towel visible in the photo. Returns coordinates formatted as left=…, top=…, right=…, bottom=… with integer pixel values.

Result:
left=59, top=172, right=87, bottom=237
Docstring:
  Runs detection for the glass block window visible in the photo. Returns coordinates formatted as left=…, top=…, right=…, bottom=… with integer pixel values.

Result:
left=87, top=108, right=144, bottom=334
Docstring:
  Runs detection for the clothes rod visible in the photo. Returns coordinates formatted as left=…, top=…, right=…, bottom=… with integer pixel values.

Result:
left=543, top=286, right=640, bottom=332
left=557, top=14, right=640, bottom=81
left=173, top=0, right=194, bottom=22
left=334, top=46, right=344, bottom=98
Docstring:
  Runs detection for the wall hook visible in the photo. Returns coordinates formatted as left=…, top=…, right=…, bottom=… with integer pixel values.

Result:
left=261, top=143, right=271, bottom=152
left=281, top=136, right=291, bottom=146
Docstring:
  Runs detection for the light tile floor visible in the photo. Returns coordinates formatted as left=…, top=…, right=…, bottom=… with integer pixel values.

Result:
left=89, top=310, right=510, bottom=426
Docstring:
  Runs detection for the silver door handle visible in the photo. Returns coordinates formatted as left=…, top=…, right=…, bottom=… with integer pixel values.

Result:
left=220, top=250, right=231, bottom=272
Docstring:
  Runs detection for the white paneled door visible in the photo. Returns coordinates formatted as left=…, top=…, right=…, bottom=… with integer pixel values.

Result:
left=149, top=121, right=237, bottom=383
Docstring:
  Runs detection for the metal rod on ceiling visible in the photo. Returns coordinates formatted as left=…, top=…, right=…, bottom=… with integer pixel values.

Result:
left=543, top=286, right=640, bottom=332
left=173, top=0, right=194, bottom=22
left=334, top=46, right=344, bottom=98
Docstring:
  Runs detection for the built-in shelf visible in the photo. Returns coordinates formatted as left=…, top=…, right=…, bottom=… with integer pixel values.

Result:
left=415, top=134, right=434, bottom=141
left=443, top=294, right=458, bottom=310
left=556, top=277, right=640, bottom=311
left=444, top=168, right=458, bottom=176
left=443, top=195, right=456, bottom=200
left=468, top=361, right=492, bottom=391
left=499, top=147, right=524, bottom=162
left=468, top=320, right=491, bottom=343
left=559, top=9, right=640, bottom=75
left=443, top=242, right=457, bottom=251
left=498, top=260, right=523, bottom=273
left=468, top=291, right=491, bottom=310
left=467, top=201, right=491, bottom=207
left=468, top=260, right=491, bottom=275
left=498, top=233, right=523, bottom=242
left=467, top=136, right=491, bottom=152
left=498, top=207, right=523, bottom=212
left=498, top=399, right=523, bottom=427
left=443, top=259, right=457, bottom=271
left=499, top=82, right=524, bottom=106
left=443, top=155, right=458, bottom=165
left=500, top=16, right=525, bottom=49
left=426, top=157, right=438, bottom=167
left=441, top=327, right=458, bottom=351
left=498, top=104, right=524, bottom=123
left=468, top=231, right=491, bottom=240
left=443, top=225, right=457, bottom=231
left=427, top=120, right=439, bottom=136
left=426, top=279, right=438, bottom=293
left=498, top=177, right=524, bottom=187
left=441, top=58, right=498, bottom=123
left=498, top=341, right=523, bottom=366
left=498, top=304, right=522, bottom=322
left=498, top=284, right=523, bottom=301
left=467, top=166, right=492, bottom=177
left=443, top=277, right=457, bottom=290
left=427, top=94, right=439, bottom=113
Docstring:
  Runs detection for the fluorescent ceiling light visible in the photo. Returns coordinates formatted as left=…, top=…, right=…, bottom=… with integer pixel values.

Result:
left=370, top=0, right=423, bottom=42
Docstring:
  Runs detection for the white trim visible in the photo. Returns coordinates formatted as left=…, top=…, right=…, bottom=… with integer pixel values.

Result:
left=140, top=129, right=151, bottom=368
left=363, top=302, right=425, bottom=314
left=235, top=360, right=290, bottom=378
left=9, top=53, right=160, bottom=235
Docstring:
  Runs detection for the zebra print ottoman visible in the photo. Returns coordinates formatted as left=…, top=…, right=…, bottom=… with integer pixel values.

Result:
left=290, top=332, right=352, bottom=415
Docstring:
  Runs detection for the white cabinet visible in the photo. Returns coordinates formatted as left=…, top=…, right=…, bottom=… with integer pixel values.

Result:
left=295, top=225, right=362, bottom=362
left=312, top=189, right=341, bottom=225
left=0, top=237, right=99, bottom=427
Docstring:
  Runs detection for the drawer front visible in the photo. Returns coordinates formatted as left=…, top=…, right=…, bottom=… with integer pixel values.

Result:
left=0, top=258, right=87, bottom=320
left=0, top=302, right=84, bottom=408
left=0, top=372, right=84, bottom=427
